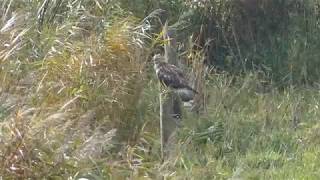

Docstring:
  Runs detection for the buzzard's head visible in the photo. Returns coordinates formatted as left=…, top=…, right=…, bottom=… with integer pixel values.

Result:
left=152, top=53, right=164, bottom=63
left=152, top=54, right=165, bottom=70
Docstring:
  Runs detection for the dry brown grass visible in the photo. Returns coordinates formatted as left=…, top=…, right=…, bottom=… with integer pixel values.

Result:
left=0, top=1, right=158, bottom=178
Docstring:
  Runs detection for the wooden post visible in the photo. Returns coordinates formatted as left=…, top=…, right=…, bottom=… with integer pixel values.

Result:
left=160, top=21, right=182, bottom=160
left=163, top=22, right=178, bottom=65
left=159, top=85, right=164, bottom=162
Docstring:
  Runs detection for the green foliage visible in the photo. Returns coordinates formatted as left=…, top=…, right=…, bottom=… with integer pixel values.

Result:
left=161, top=74, right=320, bottom=179
left=173, top=0, right=320, bottom=85
left=1, top=0, right=320, bottom=179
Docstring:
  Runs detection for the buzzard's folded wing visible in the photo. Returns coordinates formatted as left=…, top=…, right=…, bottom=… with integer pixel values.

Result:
left=157, top=63, right=189, bottom=89
left=156, top=62, right=198, bottom=101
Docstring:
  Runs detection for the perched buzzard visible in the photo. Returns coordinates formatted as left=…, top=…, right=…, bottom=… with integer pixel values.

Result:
left=153, top=54, right=197, bottom=102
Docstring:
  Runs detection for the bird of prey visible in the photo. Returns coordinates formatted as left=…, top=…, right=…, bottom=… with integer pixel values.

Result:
left=153, top=54, right=197, bottom=102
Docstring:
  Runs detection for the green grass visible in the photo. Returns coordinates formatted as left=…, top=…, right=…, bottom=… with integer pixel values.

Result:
left=2, top=0, right=320, bottom=179
left=160, top=76, right=320, bottom=179
left=2, top=61, right=320, bottom=179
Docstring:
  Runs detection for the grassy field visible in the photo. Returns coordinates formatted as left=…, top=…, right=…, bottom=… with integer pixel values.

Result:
left=2, top=69, right=320, bottom=179
left=1, top=0, right=320, bottom=179
left=173, top=75, right=320, bottom=179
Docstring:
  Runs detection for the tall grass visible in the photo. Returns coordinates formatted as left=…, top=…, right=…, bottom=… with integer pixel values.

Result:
left=1, top=0, right=320, bottom=179
left=0, top=0, right=157, bottom=178
left=158, top=74, right=320, bottom=179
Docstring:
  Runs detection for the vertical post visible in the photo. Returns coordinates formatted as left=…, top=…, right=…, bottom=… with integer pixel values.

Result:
left=159, top=85, right=164, bottom=162
left=160, top=21, right=181, bottom=160
left=163, top=22, right=178, bottom=65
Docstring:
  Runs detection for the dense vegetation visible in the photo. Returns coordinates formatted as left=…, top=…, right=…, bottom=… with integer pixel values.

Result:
left=1, top=0, right=320, bottom=179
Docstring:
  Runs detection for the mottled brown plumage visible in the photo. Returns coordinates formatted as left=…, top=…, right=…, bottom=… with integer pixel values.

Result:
left=153, top=54, right=197, bottom=101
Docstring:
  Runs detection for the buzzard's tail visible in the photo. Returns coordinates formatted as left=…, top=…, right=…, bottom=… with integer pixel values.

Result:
left=186, top=86, right=198, bottom=94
